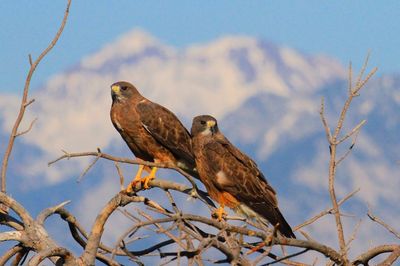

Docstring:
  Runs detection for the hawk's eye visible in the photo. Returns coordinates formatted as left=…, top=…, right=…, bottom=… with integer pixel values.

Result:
left=200, top=120, right=206, bottom=125
left=121, top=86, right=127, bottom=91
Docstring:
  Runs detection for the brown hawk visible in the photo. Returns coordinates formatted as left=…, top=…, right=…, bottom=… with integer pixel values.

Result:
left=110, top=81, right=197, bottom=191
left=191, top=115, right=295, bottom=238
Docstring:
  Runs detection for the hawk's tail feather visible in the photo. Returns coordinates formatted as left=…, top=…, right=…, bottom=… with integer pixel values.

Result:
left=273, top=208, right=296, bottom=238
left=249, top=203, right=296, bottom=238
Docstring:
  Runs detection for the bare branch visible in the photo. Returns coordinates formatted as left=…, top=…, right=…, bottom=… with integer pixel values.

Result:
left=336, top=119, right=366, bottom=145
left=28, top=54, right=33, bottom=66
left=0, top=245, right=26, bottom=266
left=294, top=188, right=360, bottom=231
left=319, top=97, right=332, bottom=143
left=376, top=246, right=400, bottom=266
left=321, top=55, right=377, bottom=263
left=50, top=149, right=215, bottom=207
left=77, top=150, right=101, bottom=182
left=0, top=192, right=35, bottom=225
left=139, top=210, right=187, bottom=250
left=355, top=67, right=378, bottom=93
left=15, top=118, right=38, bottom=137
left=36, top=200, right=71, bottom=225
left=49, top=150, right=199, bottom=190
left=346, top=219, right=362, bottom=250
left=352, top=245, right=400, bottom=266
left=0, top=231, right=23, bottom=242
left=355, top=51, right=370, bottom=92
left=27, top=247, right=73, bottom=266
left=23, top=98, right=35, bottom=108
left=1, top=0, right=72, bottom=193
left=54, top=207, right=127, bottom=262
left=262, top=249, right=310, bottom=266
left=175, top=214, right=343, bottom=264
left=336, top=127, right=361, bottom=166
left=114, top=162, right=125, bottom=190
left=368, top=209, right=400, bottom=239
left=348, top=61, right=353, bottom=95
left=126, top=239, right=175, bottom=256
left=0, top=212, right=24, bottom=231
left=81, top=192, right=143, bottom=265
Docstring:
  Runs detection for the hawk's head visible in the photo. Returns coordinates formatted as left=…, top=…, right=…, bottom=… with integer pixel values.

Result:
left=191, top=115, right=219, bottom=137
left=111, top=81, right=139, bottom=102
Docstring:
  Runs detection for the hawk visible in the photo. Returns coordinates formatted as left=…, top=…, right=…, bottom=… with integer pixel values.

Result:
left=110, top=81, right=197, bottom=191
left=191, top=115, right=295, bottom=238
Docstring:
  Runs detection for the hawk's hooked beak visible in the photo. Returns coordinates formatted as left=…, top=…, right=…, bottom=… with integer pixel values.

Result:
left=207, top=120, right=216, bottom=134
left=111, top=85, right=121, bottom=95
left=111, top=85, right=121, bottom=102
left=206, top=120, right=216, bottom=128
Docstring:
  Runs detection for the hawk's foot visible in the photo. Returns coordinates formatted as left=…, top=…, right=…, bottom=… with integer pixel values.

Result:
left=212, top=206, right=227, bottom=222
left=142, top=167, right=158, bottom=189
left=126, top=165, right=145, bottom=193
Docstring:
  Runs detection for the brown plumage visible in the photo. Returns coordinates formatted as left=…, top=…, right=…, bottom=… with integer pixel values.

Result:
left=110, top=81, right=198, bottom=188
left=191, top=115, right=295, bottom=238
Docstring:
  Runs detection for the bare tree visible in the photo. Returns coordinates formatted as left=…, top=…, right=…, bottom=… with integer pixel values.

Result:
left=0, top=1, right=399, bottom=265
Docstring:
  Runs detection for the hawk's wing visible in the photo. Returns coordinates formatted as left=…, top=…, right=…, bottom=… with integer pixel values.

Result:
left=215, top=133, right=272, bottom=187
left=136, top=101, right=195, bottom=165
left=203, top=140, right=278, bottom=207
left=202, top=139, right=295, bottom=238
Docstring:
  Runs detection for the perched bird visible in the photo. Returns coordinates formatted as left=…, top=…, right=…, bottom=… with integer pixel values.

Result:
left=191, top=115, right=295, bottom=238
left=110, top=81, right=197, bottom=191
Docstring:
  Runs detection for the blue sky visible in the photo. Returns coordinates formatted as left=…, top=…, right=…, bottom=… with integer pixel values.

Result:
left=1, top=1, right=399, bottom=94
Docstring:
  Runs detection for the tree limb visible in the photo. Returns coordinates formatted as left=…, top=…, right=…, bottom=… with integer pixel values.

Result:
left=27, top=247, right=73, bottom=266
left=352, top=245, right=400, bottom=265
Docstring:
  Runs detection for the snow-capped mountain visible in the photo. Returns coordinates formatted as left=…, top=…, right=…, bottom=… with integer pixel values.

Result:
left=0, top=29, right=398, bottom=262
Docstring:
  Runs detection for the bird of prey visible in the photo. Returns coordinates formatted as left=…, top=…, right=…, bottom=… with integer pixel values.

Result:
left=110, top=81, right=197, bottom=191
left=191, top=115, right=295, bottom=238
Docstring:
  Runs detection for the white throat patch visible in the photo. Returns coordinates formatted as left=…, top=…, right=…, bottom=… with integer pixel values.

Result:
left=201, top=128, right=212, bottom=136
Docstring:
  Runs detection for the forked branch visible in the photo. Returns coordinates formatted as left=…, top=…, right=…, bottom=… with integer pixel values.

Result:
left=319, top=54, right=377, bottom=263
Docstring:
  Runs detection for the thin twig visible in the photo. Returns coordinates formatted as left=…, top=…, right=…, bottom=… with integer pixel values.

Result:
left=15, top=118, right=38, bottom=137
left=346, top=219, right=362, bottom=250
left=261, top=249, right=309, bottom=266
left=336, top=119, right=366, bottom=145
left=336, top=127, right=361, bottom=166
left=77, top=150, right=101, bottom=182
left=319, top=97, right=332, bottom=143
left=294, top=188, right=360, bottom=231
left=114, top=162, right=125, bottom=190
left=368, top=209, right=400, bottom=239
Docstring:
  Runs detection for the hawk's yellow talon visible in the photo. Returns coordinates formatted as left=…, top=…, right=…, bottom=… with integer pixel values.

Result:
left=212, top=205, right=227, bottom=221
left=142, top=167, right=158, bottom=190
left=126, top=183, right=133, bottom=193
left=125, top=165, right=145, bottom=192
left=142, top=175, right=155, bottom=189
